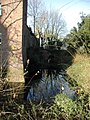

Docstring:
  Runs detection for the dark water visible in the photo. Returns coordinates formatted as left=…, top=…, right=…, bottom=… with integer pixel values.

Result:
left=25, top=69, right=75, bottom=102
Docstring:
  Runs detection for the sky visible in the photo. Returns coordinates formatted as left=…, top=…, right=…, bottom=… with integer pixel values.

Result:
left=43, top=0, right=90, bottom=32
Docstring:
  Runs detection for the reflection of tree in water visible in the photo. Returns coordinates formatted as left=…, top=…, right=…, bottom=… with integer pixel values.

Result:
left=24, top=69, right=75, bottom=102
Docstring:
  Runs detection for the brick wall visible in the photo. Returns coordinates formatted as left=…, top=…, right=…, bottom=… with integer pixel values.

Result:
left=0, top=0, right=24, bottom=82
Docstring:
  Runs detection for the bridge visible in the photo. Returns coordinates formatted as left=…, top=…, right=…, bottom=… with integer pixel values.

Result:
left=22, top=25, right=77, bottom=83
left=22, top=28, right=75, bottom=82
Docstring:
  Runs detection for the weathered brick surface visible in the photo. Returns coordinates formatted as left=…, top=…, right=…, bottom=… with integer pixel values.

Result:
left=0, top=0, right=24, bottom=82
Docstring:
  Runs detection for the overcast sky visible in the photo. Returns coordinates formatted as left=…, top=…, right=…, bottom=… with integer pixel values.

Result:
left=44, top=0, right=90, bottom=32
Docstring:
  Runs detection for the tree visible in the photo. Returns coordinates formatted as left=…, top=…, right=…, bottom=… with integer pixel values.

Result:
left=27, top=0, right=45, bottom=34
left=43, top=10, right=67, bottom=40
left=65, top=13, right=90, bottom=54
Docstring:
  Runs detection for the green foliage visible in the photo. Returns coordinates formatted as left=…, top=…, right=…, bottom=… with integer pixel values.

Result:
left=0, top=93, right=90, bottom=120
left=49, top=94, right=81, bottom=120
left=65, top=13, right=90, bottom=54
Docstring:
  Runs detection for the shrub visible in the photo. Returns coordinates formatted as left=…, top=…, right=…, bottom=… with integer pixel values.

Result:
left=49, top=93, right=89, bottom=120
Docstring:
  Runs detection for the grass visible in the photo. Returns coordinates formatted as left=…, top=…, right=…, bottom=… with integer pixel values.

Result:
left=67, top=53, right=90, bottom=93
left=0, top=52, right=90, bottom=119
left=0, top=93, right=90, bottom=120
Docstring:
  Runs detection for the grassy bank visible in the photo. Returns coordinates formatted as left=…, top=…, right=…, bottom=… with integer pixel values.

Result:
left=67, top=53, right=90, bottom=93
left=0, top=53, right=90, bottom=120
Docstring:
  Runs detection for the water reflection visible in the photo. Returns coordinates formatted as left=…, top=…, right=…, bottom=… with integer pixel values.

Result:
left=26, top=69, right=75, bottom=102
